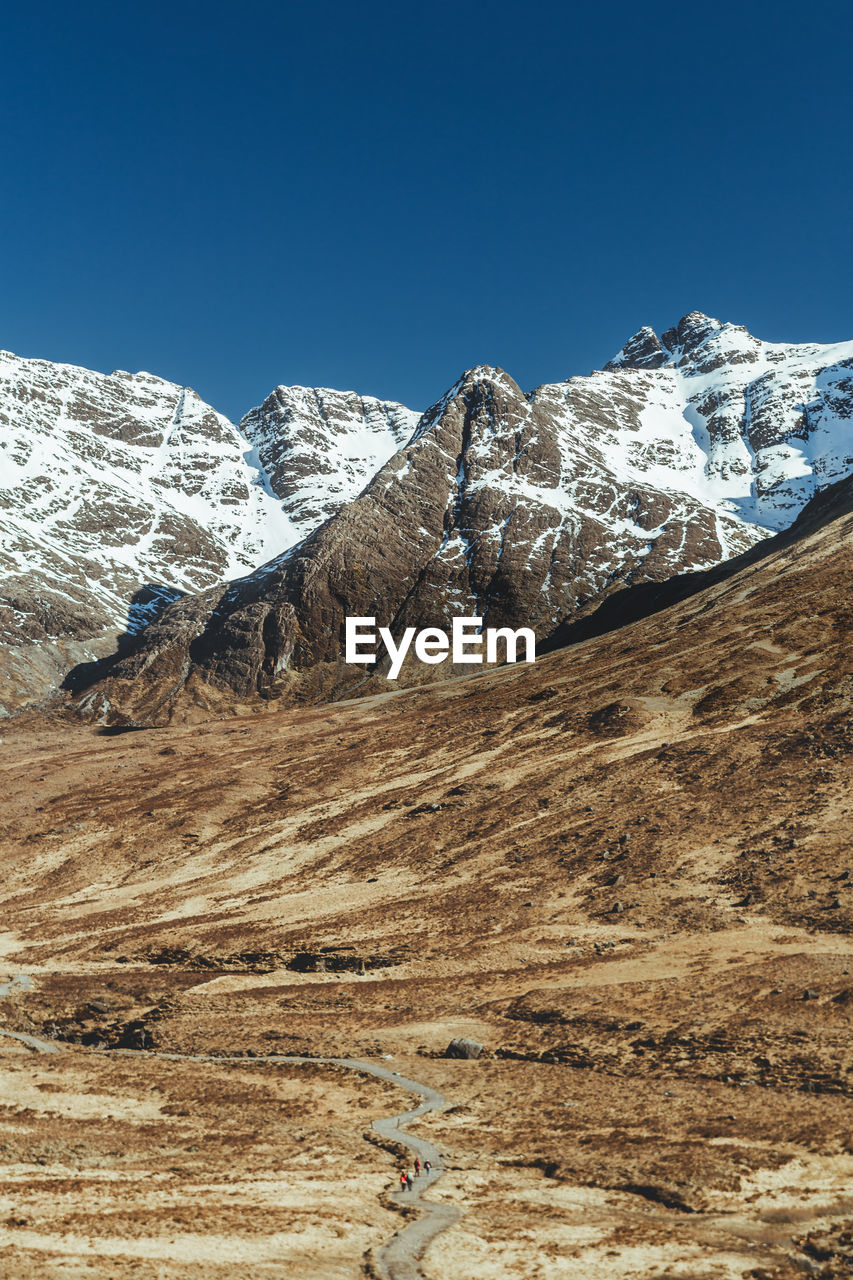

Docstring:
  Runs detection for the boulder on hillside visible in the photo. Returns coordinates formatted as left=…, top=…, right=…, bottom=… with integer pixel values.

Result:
left=444, top=1037, right=484, bottom=1060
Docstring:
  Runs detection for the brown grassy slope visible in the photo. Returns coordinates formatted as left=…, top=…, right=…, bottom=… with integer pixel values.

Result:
left=1, top=474, right=850, bottom=967
left=0, top=475, right=851, bottom=1279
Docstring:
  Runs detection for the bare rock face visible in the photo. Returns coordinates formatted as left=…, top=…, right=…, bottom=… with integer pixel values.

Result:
left=604, top=326, right=669, bottom=370
left=660, top=310, right=726, bottom=354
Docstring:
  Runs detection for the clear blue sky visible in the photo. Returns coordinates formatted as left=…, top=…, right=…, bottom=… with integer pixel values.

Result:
left=2, top=0, right=851, bottom=421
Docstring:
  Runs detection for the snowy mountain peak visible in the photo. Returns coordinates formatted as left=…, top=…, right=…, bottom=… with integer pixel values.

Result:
left=438, top=365, right=524, bottom=399
left=597, top=316, right=853, bottom=530
left=408, top=366, right=526, bottom=447
left=660, top=311, right=725, bottom=354
left=239, top=384, right=420, bottom=539
left=0, top=349, right=296, bottom=635
left=604, top=326, right=669, bottom=371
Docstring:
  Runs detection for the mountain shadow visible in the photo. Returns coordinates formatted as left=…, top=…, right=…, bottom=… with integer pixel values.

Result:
left=61, top=584, right=185, bottom=697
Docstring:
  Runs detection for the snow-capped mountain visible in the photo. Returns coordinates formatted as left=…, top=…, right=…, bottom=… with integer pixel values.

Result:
left=599, top=312, right=853, bottom=529
left=3, top=313, right=852, bottom=718
left=241, top=386, right=419, bottom=540
left=0, top=352, right=294, bottom=635
left=0, top=350, right=416, bottom=711
left=81, top=314, right=853, bottom=725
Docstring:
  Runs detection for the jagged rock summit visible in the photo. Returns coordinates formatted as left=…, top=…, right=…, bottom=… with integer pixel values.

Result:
left=241, top=384, right=419, bottom=539
left=604, top=312, right=739, bottom=367
left=77, top=313, right=853, bottom=725
left=602, top=311, right=853, bottom=528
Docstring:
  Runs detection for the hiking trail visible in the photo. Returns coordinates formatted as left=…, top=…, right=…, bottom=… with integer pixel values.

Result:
left=0, top=1005, right=460, bottom=1280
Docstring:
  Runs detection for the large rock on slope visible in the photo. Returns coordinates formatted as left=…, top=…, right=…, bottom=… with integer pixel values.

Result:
left=445, top=1038, right=484, bottom=1060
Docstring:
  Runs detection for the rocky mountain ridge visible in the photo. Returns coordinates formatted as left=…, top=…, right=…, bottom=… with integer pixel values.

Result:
left=76, top=313, right=853, bottom=725
left=0, top=350, right=416, bottom=711
left=2, top=313, right=851, bottom=718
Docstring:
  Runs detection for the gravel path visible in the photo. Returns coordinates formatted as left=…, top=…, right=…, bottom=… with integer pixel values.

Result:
left=0, top=1020, right=460, bottom=1279
left=0, top=1026, right=61, bottom=1052
left=355, top=1059, right=462, bottom=1280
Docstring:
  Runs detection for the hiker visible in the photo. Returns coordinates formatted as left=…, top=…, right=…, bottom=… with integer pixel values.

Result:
left=405, top=1172, right=414, bottom=1191
left=424, top=1159, right=432, bottom=1175
left=399, top=1171, right=407, bottom=1191
left=414, top=1158, right=421, bottom=1176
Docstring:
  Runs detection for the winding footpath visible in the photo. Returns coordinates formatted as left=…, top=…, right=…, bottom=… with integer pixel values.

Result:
left=338, top=1058, right=462, bottom=1280
left=0, top=979, right=460, bottom=1280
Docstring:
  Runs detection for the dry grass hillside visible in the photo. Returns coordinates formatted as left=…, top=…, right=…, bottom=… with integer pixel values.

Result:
left=0, top=482, right=851, bottom=1278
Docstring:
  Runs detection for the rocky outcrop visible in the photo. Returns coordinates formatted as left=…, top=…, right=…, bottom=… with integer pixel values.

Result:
left=445, top=1038, right=484, bottom=1060
left=604, top=325, right=670, bottom=370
